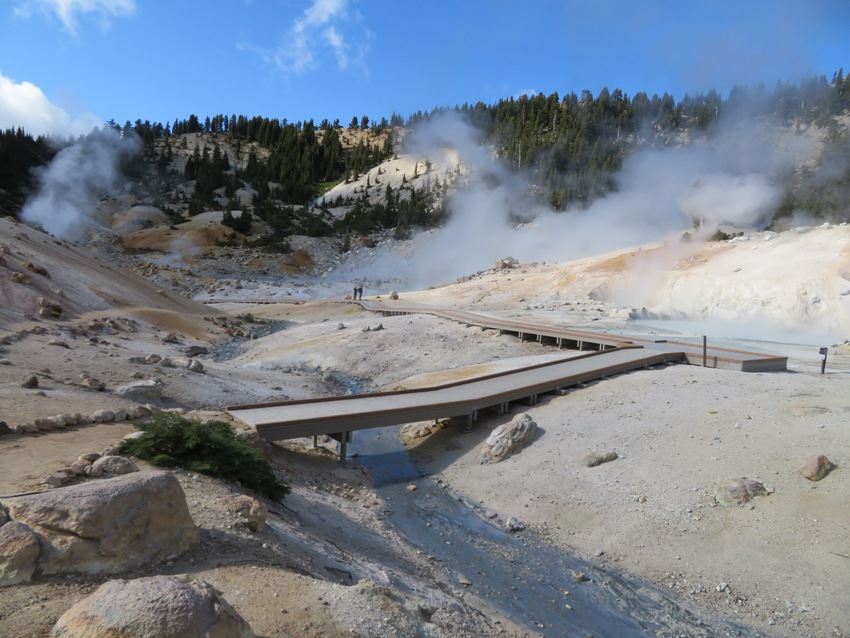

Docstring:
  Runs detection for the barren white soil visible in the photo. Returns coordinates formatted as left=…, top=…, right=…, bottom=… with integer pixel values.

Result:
left=1, top=214, right=849, bottom=637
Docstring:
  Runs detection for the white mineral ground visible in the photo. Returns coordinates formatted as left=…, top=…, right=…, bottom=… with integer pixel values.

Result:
left=1, top=217, right=849, bottom=637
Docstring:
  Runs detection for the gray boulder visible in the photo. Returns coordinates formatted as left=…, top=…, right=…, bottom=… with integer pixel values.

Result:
left=115, top=380, right=163, bottom=403
left=0, top=471, right=197, bottom=582
left=479, top=413, right=538, bottom=464
left=51, top=575, right=256, bottom=638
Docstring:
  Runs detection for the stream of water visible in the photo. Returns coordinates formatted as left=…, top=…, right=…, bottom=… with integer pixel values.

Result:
left=347, top=426, right=755, bottom=638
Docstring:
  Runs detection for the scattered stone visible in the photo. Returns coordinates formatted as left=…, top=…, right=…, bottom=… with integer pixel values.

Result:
left=583, top=451, right=619, bottom=467
left=224, top=495, right=268, bottom=533
left=34, top=416, right=67, bottom=431
left=50, top=575, right=256, bottom=638
left=389, top=290, right=399, bottom=300
left=10, top=271, right=32, bottom=285
left=406, top=484, right=417, bottom=492
left=504, top=517, right=525, bottom=532
left=714, top=478, right=770, bottom=507
left=21, top=375, right=39, bottom=389
left=80, top=376, right=106, bottom=391
left=0, top=471, right=198, bottom=581
left=159, top=332, right=180, bottom=343
left=492, top=256, right=518, bottom=269
left=401, top=423, right=433, bottom=439
left=90, top=410, right=115, bottom=423
left=180, top=345, right=209, bottom=357
left=90, top=455, right=139, bottom=476
left=798, top=454, right=836, bottom=481
left=48, top=339, right=69, bottom=348
left=115, top=380, right=164, bottom=403
left=479, top=413, right=538, bottom=464
left=22, top=261, right=49, bottom=278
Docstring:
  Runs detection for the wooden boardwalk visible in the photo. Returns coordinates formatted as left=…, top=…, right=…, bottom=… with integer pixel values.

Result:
left=225, top=298, right=788, bottom=459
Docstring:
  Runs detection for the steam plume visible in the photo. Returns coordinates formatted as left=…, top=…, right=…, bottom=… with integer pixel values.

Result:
left=21, top=128, right=139, bottom=240
left=342, top=109, right=814, bottom=290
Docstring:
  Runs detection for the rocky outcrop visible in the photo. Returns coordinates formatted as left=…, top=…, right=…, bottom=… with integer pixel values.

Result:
left=0, top=471, right=198, bottom=583
left=51, top=575, right=256, bottom=638
left=479, top=413, right=538, bottom=464
left=798, top=454, right=835, bottom=481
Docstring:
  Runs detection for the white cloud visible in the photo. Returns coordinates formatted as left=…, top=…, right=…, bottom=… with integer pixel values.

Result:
left=0, top=71, right=101, bottom=137
left=271, top=0, right=367, bottom=75
left=13, top=0, right=136, bottom=34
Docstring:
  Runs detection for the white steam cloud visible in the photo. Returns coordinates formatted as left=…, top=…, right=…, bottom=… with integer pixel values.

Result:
left=343, top=108, right=814, bottom=290
left=21, top=128, right=139, bottom=240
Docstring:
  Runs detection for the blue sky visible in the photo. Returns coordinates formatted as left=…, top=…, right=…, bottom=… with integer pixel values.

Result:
left=1, top=0, right=848, bottom=137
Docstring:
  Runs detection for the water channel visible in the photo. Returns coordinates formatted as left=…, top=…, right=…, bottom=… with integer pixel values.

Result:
left=347, top=424, right=757, bottom=638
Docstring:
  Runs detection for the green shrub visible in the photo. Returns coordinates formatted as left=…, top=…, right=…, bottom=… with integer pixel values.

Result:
left=123, top=412, right=290, bottom=500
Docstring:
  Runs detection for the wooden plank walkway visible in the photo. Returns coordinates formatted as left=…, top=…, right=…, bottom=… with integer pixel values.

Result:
left=224, top=297, right=788, bottom=460
left=228, top=346, right=683, bottom=457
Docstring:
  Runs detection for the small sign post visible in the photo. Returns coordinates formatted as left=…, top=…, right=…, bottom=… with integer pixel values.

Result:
left=819, top=347, right=828, bottom=375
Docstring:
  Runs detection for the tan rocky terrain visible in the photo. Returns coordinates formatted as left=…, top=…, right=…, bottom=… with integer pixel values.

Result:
left=1, top=212, right=849, bottom=637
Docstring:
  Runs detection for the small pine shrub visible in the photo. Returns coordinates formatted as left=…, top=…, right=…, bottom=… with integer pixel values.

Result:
left=123, top=412, right=290, bottom=500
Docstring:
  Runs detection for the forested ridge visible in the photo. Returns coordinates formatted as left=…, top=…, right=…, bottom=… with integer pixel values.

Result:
left=2, top=70, right=849, bottom=238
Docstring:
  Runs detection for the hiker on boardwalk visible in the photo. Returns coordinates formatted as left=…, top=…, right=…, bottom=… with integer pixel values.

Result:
left=356, top=285, right=363, bottom=300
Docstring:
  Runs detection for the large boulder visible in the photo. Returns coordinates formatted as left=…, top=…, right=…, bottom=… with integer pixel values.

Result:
left=479, top=413, right=538, bottom=464
left=0, top=471, right=197, bottom=582
left=51, top=575, right=256, bottom=638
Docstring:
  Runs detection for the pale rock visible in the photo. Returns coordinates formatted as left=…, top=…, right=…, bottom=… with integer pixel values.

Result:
left=0, top=521, right=40, bottom=586
left=90, top=410, right=115, bottom=423
left=0, top=471, right=198, bottom=579
left=224, top=495, right=268, bottom=533
left=187, top=359, right=205, bottom=373
left=50, top=575, right=256, bottom=638
left=80, top=377, right=106, bottom=391
left=798, top=454, right=836, bottom=481
left=84, top=464, right=104, bottom=478
left=714, top=478, right=770, bottom=507
left=583, top=451, right=619, bottom=467
left=34, top=416, right=66, bottom=431
left=479, top=413, right=538, bottom=464
left=91, top=456, right=139, bottom=476
left=69, top=458, right=92, bottom=476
